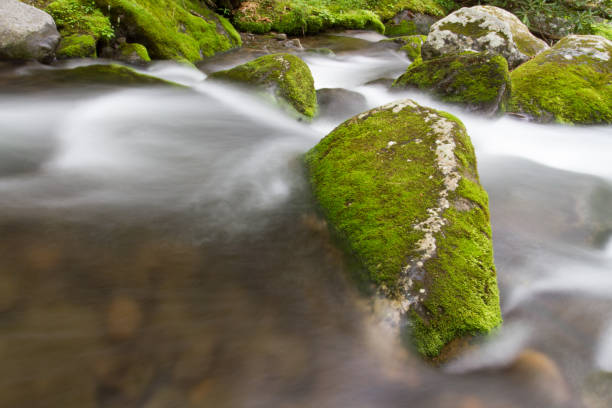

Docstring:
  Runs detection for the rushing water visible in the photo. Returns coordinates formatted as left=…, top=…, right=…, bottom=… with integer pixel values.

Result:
left=1, top=33, right=612, bottom=408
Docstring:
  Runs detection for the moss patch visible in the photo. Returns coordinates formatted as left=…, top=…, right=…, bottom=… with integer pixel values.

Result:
left=399, top=34, right=427, bottom=60
left=593, top=22, right=612, bottom=41
left=385, top=20, right=418, bottom=37
left=56, top=34, right=97, bottom=58
left=208, top=53, right=317, bottom=118
left=46, top=0, right=114, bottom=41
left=305, top=100, right=501, bottom=357
left=393, top=51, right=510, bottom=113
left=509, top=35, right=612, bottom=124
left=117, top=42, right=151, bottom=63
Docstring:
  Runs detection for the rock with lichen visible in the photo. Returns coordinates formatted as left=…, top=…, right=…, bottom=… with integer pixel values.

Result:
left=509, top=35, right=612, bottom=124
left=393, top=51, right=510, bottom=114
left=208, top=53, right=317, bottom=119
left=422, top=5, right=549, bottom=69
left=0, top=0, right=60, bottom=62
left=305, top=99, right=502, bottom=358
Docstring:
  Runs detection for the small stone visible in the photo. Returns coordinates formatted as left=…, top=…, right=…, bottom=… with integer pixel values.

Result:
left=275, top=33, right=288, bottom=41
left=106, top=296, right=143, bottom=340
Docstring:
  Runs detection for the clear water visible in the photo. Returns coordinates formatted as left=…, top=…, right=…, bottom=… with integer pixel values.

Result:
left=1, top=34, right=611, bottom=408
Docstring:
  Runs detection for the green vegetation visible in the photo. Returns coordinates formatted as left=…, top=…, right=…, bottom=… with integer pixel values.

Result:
left=509, top=35, right=612, bottom=124
left=46, top=0, right=114, bottom=40
left=56, top=34, right=97, bottom=58
left=233, top=0, right=455, bottom=35
left=305, top=101, right=501, bottom=357
left=385, top=20, right=418, bottom=36
left=486, top=0, right=611, bottom=40
left=208, top=53, right=317, bottom=118
left=393, top=52, right=510, bottom=113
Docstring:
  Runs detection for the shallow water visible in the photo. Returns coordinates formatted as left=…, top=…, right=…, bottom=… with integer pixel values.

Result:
left=1, top=33, right=611, bottom=408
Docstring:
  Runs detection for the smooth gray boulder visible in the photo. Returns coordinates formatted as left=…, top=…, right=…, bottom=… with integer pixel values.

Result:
left=0, top=0, right=60, bottom=62
left=421, top=6, right=549, bottom=69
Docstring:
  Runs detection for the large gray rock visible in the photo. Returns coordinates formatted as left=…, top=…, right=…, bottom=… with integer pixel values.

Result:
left=0, top=0, right=60, bottom=62
left=422, top=5, right=549, bottom=69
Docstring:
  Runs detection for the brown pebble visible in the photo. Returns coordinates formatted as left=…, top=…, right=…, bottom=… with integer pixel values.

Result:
left=106, top=296, right=143, bottom=340
left=510, top=348, right=571, bottom=404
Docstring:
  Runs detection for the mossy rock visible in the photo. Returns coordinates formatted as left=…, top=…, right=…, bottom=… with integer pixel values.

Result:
left=509, top=35, right=612, bottom=124
left=400, top=35, right=427, bottom=60
left=116, top=42, right=151, bottom=64
left=0, top=64, right=177, bottom=92
left=208, top=53, right=317, bottom=118
left=393, top=51, right=510, bottom=114
left=422, top=5, right=549, bottom=69
left=56, top=34, right=97, bottom=58
left=90, top=0, right=241, bottom=62
left=305, top=99, right=502, bottom=357
left=384, top=20, right=418, bottom=37
left=592, top=22, right=612, bottom=42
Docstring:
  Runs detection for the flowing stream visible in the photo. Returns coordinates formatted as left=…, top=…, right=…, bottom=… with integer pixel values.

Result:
left=1, top=32, right=611, bottom=408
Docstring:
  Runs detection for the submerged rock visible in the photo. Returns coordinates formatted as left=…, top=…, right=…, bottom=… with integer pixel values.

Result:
left=0, top=64, right=176, bottom=92
left=208, top=53, right=317, bottom=118
left=316, top=88, right=368, bottom=120
left=393, top=51, right=510, bottom=114
left=509, top=35, right=612, bottom=124
left=305, top=99, right=502, bottom=357
left=422, top=6, right=549, bottom=69
left=0, top=0, right=60, bottom=62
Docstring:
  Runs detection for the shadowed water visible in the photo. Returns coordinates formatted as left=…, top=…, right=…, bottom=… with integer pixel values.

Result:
left=1, top=33, right=611, bottom=408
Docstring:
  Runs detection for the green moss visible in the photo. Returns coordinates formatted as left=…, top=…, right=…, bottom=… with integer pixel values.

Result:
left=233, top=0, right=452, bottom=35
left=118, top=42, right=151, bottom=62
left=592, top=22, right=612, bottom=42
left=46, top=0, right=114, bottom=40
left=393, top=52, right=510, bottom=113
left=91, top=0, right=241, bottom=62
left=208, top=53, right=317, bottom=118
left=56, top=34, right=97, bottom=58
left=305, top=100, right=501, bottom=357
left=509, top=36, right=612, bottom=124
left=399, top=35, right=427, bottom=60
left=385, top=20, right=418, bottom=37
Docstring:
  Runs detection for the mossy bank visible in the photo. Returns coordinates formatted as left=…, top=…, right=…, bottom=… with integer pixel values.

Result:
left=305, top=99, right=502, bottom=357
left=208, top=53, right=317, bottom=119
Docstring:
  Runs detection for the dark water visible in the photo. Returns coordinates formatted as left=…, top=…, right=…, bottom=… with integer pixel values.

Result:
left=1, top=33, right=612, bottom=408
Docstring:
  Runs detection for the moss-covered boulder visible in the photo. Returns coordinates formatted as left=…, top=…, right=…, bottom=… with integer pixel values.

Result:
left=305, top=99, right=502, bottom=357
left=385, top=20, right=418, bottom=37
left=509, top=35, right=612, bottom=124
left=46, top=0, right=115, bottom=45
left=393, top=51, right=510, bottom=114
left=116, top=42, right=151, bottom=64
left=93, top=0, right=241, bottom=62
left=56, top=34, right=97, bottom=58
left=208, top=53, right=317, bottom=118
left=422, top=5, right=549, bottom=69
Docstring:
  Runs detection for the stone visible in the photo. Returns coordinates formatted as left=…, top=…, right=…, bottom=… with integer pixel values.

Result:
left=305, top=99, right=502, bottom=358
left=509, top=349, right=571, bottom=404
left=116, top=43, right=151, bottom=64
left=106, top=296, right=143, bottom=340
left=0, top=0, right=60, bottom=62
left=509, top=34, right=612, bottom=124
left=393, top=51, right=510, bottom=115
left=422, top=5, right=549, bottom=69
left=208, top=53, right=318, bottom=118
left=56, top=34, right=97, bottom=59
left=316, top=88, right=368, bottom=119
